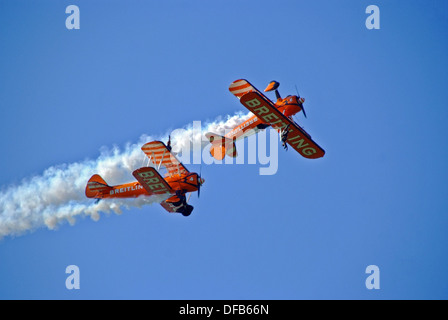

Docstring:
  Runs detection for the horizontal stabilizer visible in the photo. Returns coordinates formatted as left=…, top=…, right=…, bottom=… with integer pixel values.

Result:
left=210, top=144, right=226, bottom=161
left=205, top=132, right=233, bottom=145
left=205, top=132, right=237, bottom=160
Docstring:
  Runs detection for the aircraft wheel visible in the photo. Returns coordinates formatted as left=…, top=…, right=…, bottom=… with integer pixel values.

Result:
left=181, top=205, right=194, bottom=217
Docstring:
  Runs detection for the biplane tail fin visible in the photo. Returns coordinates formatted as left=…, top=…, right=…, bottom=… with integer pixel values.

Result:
left=85, top=174, right=112, bottom=198
left=205, top=132, right=237, bottom=161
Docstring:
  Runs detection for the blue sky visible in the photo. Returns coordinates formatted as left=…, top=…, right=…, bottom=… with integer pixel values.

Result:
left=1, top=0, right=447, bottom=299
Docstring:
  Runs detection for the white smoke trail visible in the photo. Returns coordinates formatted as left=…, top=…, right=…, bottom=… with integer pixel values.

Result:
left=0, top=112, right=251, bottom=239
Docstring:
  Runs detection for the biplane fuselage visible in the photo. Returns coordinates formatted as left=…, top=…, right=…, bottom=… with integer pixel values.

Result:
left=205, top=79, right=325, bottom=160
left=86, top=141, right=204, bottom=216
left=226, top=95, right=304, bottom=142
left=87, top=172, right=202, bottom=201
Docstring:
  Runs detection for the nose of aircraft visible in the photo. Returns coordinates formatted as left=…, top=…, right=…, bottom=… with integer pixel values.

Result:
left=199, top=177, right=205, bottom=185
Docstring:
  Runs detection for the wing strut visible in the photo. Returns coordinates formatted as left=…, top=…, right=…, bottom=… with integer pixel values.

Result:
left=158, top=148, right=167, bottom=171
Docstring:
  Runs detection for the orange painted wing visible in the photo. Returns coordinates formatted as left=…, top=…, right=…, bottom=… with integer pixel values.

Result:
left=141, top=141, right=189, bottom=177
left=160, top=201, right=180, bottom=213
left=132, top=166, right=173, bottom=195
left=229, top=79, right=271, bottom=101
left=133, top=166, right=178, bottom=213
left=240, top=91, right=325, bottom=159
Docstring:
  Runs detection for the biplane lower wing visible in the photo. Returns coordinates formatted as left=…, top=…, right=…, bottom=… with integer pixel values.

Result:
left=160, top=201, right=180, bottom=213
left=132, top=166, right=173, bottom=195
left=240, top=91, right=325, bottom=159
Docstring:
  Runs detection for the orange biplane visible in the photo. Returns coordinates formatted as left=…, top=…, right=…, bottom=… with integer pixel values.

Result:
left=206, top=79, right=325, bottom=160
left=85, top=140, right=204, bottom=216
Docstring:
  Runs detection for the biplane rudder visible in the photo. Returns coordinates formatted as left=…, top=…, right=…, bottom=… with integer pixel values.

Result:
left=85, top=174, right=112, bottom=198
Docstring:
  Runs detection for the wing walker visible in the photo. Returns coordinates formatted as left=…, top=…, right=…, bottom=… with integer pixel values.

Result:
left=206, top=79, right=325, bottom=161
left=85, top=79, right=325, bottom=216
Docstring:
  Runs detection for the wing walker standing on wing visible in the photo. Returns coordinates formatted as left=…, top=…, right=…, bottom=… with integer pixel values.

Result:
left=206, top=79, right=325, bottom=161
left=85, top=79, right=325, bottom=216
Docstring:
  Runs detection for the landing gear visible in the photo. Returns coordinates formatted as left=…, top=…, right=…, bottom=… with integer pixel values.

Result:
left=281, top=124, right=290, bottom=150
left=179, top=204, right=194, bottom=217
left=173, top=202, right=193, bottom=216
left=172, top=190, right=194, bottom=216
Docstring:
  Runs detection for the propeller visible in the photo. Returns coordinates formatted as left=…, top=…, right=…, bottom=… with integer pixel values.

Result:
left=166, top=135, right=172, bottom=151
left=295, top=85, right=307, bottom=118
left=197, top=166, right=204, bottom=198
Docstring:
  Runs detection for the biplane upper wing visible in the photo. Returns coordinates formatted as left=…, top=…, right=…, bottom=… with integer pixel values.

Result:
left=229, top=79, right=272, bottom=101
left=239, top=91, right=325, bottom=159
left=132, top=166, right=173, bottom=195
left=141, top=141, right=189, bottom=177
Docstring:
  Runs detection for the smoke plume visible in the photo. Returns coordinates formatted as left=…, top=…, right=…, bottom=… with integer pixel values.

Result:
left=0, top=112, right=251, bottom=239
